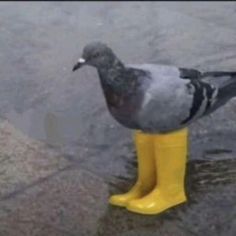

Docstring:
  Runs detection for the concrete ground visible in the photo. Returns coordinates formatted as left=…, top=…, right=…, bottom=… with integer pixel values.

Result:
left=0, top=2, right=236, bottom=235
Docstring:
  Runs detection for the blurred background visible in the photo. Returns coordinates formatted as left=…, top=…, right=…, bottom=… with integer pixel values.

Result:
left=0, top=2, right=235, bottom=236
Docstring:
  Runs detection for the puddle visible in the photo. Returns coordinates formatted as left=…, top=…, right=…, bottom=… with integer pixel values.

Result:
left=97, top=157, right=236, bottom=236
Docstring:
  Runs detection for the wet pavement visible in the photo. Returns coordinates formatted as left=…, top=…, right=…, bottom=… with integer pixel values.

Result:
left=0, top=2, right=236, bottom=235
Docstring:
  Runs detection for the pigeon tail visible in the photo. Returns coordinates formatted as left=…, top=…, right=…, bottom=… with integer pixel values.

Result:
left=204, top=72, right=236, bottom=115
left=218, top=75, right=236, bottom=100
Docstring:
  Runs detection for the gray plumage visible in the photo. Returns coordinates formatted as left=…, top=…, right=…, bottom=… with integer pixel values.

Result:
left=73, top=42, right=236, bottom=133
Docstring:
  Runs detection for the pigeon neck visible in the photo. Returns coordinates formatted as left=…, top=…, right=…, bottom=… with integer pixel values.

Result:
left=98, top=57, right=124, bottom=73
left=97, top=58, right=128, bottom=93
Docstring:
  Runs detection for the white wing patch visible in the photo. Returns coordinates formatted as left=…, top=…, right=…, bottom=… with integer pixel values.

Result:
left=141, top=91, right=152, bottom=109
left=210, top=88, right=219, bottom=106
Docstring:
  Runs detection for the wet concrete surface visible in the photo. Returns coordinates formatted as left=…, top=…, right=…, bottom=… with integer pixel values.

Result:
left=0, top=1, right=236, bottom=235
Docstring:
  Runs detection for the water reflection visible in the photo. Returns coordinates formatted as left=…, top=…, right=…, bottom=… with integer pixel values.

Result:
left=97, top=156, right=236, bottom=236
left=44, top=112, right=64, bottom=147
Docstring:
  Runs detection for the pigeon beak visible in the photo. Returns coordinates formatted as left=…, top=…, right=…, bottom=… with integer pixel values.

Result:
left=72, top=58, right=86, bottom=71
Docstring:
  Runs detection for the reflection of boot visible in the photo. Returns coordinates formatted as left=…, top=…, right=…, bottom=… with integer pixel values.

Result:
left=109, top=131, right=156, bottom=207
left=127, top=128, right=188, bottom=215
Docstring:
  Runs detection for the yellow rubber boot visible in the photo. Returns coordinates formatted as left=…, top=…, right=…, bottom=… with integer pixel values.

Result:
left=127, top=128, right=188, bottom=214
left=109, top=131, right=156, bottom=207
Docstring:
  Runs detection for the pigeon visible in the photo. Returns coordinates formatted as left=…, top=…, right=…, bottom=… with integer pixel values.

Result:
left=72, top=42, right=236, bottom=133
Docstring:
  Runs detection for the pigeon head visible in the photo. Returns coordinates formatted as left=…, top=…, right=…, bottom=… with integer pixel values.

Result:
left=72, top=42, right=116, bottom=71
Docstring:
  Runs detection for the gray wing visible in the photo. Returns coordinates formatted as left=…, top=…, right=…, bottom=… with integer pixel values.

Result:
left=127, top=64, right=219, bottom=133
